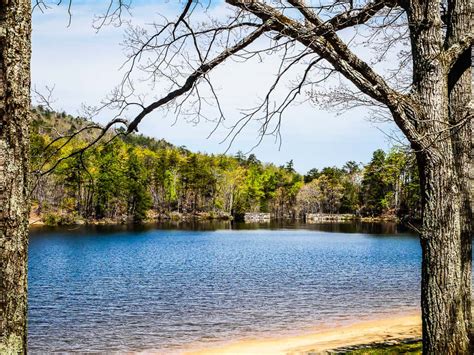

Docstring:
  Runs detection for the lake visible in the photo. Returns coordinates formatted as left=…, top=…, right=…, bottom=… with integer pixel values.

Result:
left=28, top=222, right=422, bottom=353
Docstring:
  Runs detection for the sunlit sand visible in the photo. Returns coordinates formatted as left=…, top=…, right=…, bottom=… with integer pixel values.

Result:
left=184, top=313, right=421, bottom=355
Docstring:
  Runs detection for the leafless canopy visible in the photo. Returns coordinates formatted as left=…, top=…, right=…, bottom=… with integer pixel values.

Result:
left=34, top=0, right=473, bottom=172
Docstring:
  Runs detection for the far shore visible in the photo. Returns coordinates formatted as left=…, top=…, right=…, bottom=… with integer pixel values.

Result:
left=182, top=312, right=421, bottom=355
left=29, top=210, right=400, bottom=227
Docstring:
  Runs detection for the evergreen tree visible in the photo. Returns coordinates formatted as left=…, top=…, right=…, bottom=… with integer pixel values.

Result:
left=360, top=150, right=388, bottom=216
left=125, top=148, right=152, bottom=222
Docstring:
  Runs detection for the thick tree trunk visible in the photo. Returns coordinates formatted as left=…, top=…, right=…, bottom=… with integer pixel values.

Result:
left=418, top=152, right=470, bottom=354
left=448, top=48, right=473, bottom=354
left=0, top=0, right=31, bottom=353
left=446, top=0, right=473, bottom=344
left=406, top=1, right=471, bottom=352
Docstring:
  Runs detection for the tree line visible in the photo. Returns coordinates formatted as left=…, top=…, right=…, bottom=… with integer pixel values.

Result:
left=31, top=107, right=420, bottom=224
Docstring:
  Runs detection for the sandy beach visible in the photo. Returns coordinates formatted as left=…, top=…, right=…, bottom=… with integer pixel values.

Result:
left=184, top=313, right=421, bottom=355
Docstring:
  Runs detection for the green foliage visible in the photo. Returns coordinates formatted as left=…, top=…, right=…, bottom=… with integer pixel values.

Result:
left=43, top=212, right=80, bottom=226
left=125, top=148, right=152, bottom=222
left=94, top=141, right=126, bottom=219
left=345, top=341, right=422, bottom=354
left=297, top=172, right=344, bottom=214
left=43, top=213, right=62, bottom=226
left=30, top=109, right=420, bottom=223
left=30, top=110, right=303, bottom=222
left=340, top=162, right=361, bottom=214
left=298, top=148, right=420, bottom=220
left=304, top=168, right=320, bottom=183
left=361, top=149, right=388, bottom=215
left=358, top=148, right=420, bottom=219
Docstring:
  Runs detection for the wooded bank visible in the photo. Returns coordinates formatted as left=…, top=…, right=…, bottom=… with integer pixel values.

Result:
left=31, top=108, right=421, bottom=226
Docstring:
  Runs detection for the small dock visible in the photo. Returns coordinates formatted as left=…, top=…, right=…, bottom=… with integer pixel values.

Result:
left=305, top=213, right=355, bottom=222
left=244, top=213, right=271, bottom=223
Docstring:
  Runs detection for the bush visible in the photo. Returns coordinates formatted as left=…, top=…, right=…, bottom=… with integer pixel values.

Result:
left=43, top=213, right=61, bottom=226
left=43, top=212, right=81, bottom=226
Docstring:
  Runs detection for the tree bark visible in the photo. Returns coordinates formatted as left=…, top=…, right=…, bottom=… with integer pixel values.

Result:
left=404, top=1, right=471, bottom=352
left=0, top=0, right=31, bottom=353
left=418, top=152, right=470, bottom=354
left=446, top=0, right=473, bottom=345
left=448, top=41, right=473, bottom=355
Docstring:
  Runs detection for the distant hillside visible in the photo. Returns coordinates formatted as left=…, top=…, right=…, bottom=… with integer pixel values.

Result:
left=31, top=106, right=175, bottom=151
left=29, top=107, right=420, bottom=226
left=30, top=107, right=303, bottom=225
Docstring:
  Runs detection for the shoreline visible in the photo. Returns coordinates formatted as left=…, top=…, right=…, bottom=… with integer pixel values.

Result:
left=29, top=212, right=400, bottom=227
left=182, top=312, right=421, bottom=355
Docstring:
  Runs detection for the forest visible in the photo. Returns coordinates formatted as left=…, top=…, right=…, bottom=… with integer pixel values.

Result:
left=31, top=107, right=421, bottom=225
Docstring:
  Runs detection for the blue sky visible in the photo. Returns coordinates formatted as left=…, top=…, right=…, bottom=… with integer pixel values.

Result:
left=31, top=1, right=400, bottom=173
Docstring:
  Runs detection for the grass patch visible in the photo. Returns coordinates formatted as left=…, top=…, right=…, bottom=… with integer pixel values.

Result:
left=344, top=341, right=422, bottom=354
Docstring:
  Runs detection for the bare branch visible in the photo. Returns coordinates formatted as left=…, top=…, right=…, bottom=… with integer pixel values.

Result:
left=37, top=118, right=128, bottom=176
left=32, top=84, right=57, bottom=111
left=225, top=0, right=426, bottom=147
left=327, top=0, right=395, bottom=31
left=126, top=22, right=270, bottom=133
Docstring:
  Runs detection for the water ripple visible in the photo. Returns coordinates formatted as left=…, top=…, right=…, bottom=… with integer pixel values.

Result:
left=28, top=225, right=424, bottom=353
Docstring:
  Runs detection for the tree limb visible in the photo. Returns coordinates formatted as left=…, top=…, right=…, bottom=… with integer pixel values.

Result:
left=226, top=0, right=423, bottom=146
left=126, top=22, right=270, bottom=133
left=444, top=33, right=474, bottom=70
left=326, top=0, right=394, bottom=32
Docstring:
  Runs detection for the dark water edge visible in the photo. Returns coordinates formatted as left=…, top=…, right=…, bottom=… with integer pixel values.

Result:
left=28, top=222, right=424, bottom=353
left=30, top=219, right=415, bottom=236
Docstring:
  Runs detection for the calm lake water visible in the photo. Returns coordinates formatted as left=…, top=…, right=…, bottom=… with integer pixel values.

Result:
left=28, top=222, right=422, bottom=353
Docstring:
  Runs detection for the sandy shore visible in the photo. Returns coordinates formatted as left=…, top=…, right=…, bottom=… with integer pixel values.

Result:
left=184, top=313, right=421, bottom=355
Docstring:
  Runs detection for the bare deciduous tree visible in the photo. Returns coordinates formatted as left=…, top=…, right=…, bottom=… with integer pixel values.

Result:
left=86, top=1, right=470, bottom=353
left=0, top=0, right=31, bottom=353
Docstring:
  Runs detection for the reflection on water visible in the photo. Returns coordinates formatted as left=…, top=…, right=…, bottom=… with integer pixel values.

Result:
left=31, top=220, right=413, bottom=235
left=28, top=222, right=421, bottom=353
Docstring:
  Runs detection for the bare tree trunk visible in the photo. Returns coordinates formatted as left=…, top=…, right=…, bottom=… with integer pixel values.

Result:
left=0, top=0, right=31, bottom=353
left=446, top=0, right=473, bottom=345
left=418, top=152, right=470, bottom=354
left=405, top=1, right=471, bottom=351
left=448, top=44, right=473, bottom=355
left=414, top=78, right=471, bottom=352
left=229, top=187, right=234, bottom=215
